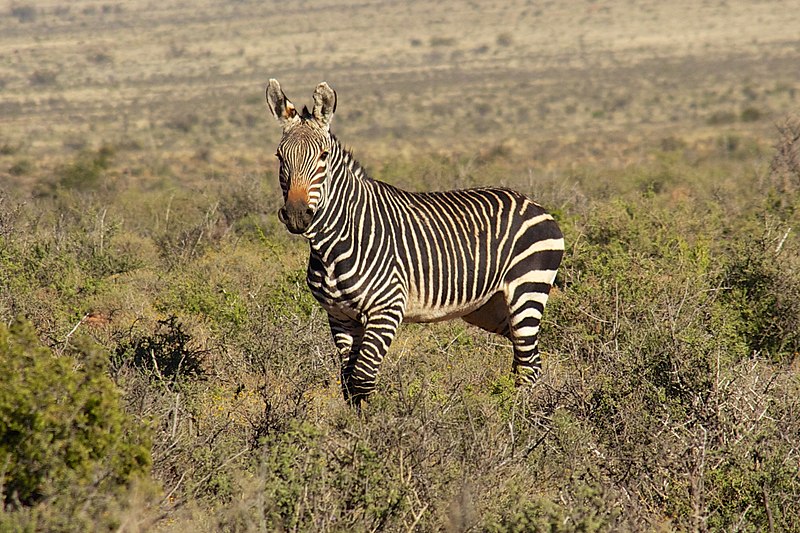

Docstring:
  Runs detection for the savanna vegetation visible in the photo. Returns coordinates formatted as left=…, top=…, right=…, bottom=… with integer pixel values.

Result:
left=2, top=0, right=800, bottom=531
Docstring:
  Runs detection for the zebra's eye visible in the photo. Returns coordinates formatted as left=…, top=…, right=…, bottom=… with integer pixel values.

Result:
left=319, top=151, right=329, bottom=162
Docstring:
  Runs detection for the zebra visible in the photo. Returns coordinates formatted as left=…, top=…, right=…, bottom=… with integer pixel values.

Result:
left=265, top=79, right=564, bottom=405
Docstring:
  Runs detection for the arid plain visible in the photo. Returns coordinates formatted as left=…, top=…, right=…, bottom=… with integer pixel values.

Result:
left=1, top=0, right=798, bottom=166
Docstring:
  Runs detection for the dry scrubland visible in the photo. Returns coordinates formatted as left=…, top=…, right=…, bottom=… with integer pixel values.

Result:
left=2, top=0, right=800, bottom=531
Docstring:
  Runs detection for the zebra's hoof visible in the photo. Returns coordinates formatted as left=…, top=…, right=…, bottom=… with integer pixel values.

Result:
left=512, top=368, right=541, bottom=387
left=342, top=381, right=375, bottom=408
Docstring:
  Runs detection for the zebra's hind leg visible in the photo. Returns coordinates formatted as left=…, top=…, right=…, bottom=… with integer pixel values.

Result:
left=505, top=280, right=555, bottom=386
left=462, top=292, right=511, bottom=336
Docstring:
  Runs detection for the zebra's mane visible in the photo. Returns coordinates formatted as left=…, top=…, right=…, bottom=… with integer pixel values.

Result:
left=330, top=132, right=373, bottom=184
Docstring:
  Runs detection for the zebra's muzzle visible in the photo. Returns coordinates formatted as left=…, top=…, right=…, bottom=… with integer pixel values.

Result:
left=278, top=200, right=314, bottom=234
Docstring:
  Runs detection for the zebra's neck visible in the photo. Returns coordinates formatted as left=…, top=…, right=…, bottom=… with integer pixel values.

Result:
left=305, top=135, right=373, bottom=250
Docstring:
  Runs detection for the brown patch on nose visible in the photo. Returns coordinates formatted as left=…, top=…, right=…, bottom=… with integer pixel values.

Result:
left=287, top=185, right=308, bottom=203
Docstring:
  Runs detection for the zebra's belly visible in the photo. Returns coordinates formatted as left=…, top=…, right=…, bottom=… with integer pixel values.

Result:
left=403, top=293, right=495, bottom=323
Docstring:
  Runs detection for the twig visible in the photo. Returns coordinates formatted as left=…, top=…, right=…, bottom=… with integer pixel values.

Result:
left=762, top=484, right=775, bottom=533
left=160, top=471, right=186, bottom=508
left=190, top=447, right=249, bottom=499
left=775, top=227, right=791, bottom=254
left=61, top=313, right=89, bottom=354
left=523, top=429, right=551, bottom=458
left=0, top=454, right=9, bottom=512
left=98, top=207, right=107, bottom=256
left=150, top=347, right=164, bottom=382
left=575, top=305, right=611, bottom=324
left=733, top=504, right=752, bottom=532
left=406, top=502, right=429, bottom=533
left=171, top=392, right=181, bottom=440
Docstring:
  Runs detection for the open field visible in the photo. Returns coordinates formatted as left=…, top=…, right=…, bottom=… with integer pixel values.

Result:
left=2, top=0, right=800, bottom=531
left=1, top=0, right=799, bottom=163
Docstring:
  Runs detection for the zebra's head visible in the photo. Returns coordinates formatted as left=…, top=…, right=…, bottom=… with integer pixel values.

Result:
left=266, top=79, right=337, bottom=235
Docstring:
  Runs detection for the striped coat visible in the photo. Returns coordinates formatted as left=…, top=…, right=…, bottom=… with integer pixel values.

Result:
left=267, top=80, right=564, bottom=404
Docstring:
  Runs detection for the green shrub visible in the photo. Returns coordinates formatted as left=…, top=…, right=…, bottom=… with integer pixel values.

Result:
left=484, top=477, right=623, bottom=532
left=114, top=315, right=206, bottom=385
left=706, top=111, right=737, bottom=125
left=0, top=318, right=151, bottom=509
left=765, top=115, right=800, bottom=215
left=3, top=122, right=800, bottom=531
left=542, top=196, right=800, bottom=529
left=29, top=70, right=57, bottom=87
left=10, top=4, right=37, bottom=23
left=57, top=146, right=114, bottom=191
left=740, top=106, right=762, bottom=122
left=8, top=159, right=31, bottom=176
left=721, top=224, right=800, bottom=360
left=254, top=420, right=410, bottom=531
left=0, top=192, right=23, bottom=242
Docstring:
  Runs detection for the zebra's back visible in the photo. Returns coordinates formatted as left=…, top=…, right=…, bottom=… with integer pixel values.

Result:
left=385, top=185, right=563, bottom=324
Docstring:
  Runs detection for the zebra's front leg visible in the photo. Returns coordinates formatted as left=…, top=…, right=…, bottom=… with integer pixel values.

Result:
left=341, top=305, right=404, bottom=406
left=327, top=314, right=364, bottom=391
left=327, top=314, right=363, bottom=367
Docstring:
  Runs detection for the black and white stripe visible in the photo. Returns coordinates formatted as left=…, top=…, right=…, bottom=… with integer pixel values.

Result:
left=266, top=80, right=564, bottom=404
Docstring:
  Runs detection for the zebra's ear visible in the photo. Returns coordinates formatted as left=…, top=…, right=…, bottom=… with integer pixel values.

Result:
left=312, top=82, right=337, bottom=128
left=266, top=79, right=298, bottom=125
